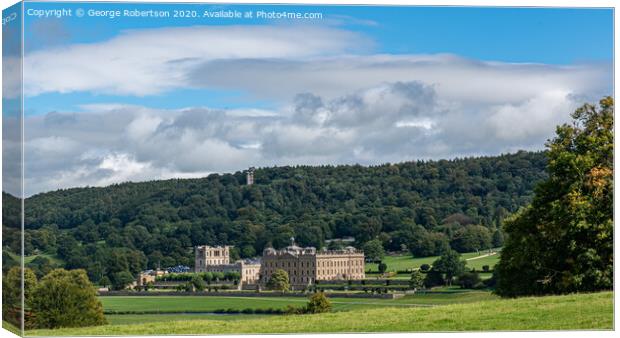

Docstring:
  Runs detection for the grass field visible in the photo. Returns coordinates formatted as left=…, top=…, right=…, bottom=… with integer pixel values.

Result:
left=366, top=250, right=500, bottom=272
left=28, top=292, right=613, bottom=335
left=100, top=293, right=483, bottom=314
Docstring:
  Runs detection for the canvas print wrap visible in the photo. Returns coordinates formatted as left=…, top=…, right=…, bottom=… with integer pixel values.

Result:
left=1, top=1, right=614, bottom=336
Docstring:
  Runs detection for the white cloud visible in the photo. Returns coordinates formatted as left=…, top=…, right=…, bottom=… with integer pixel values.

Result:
left=22, top=25, right=370, bottom=97
left=17, top=25, right=612, bottom=195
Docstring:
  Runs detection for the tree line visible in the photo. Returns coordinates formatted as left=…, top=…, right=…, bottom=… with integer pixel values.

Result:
left=3, top=150, right=547, bottom=284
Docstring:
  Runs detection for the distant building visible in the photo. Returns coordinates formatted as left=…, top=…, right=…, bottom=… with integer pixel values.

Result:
left=136, top=269, right=167, bottom=288
left=246, top=167, right=255, bottom=185
left=195, top=245, right=231, bottom=270
left=260, top=238, right=365, bottom=288
left=194, top=245, right=261, bottom=284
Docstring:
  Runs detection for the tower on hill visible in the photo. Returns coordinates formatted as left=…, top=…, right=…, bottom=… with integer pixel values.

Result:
left=246, top=167, right=255, bottom=185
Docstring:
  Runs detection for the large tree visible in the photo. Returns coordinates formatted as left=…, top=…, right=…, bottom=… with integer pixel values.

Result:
left=30, top=269, right=106, bottom=328
left=267, top=269, right=290, bottom=292
left=431, top=249, right=467, bottom=285
left=496, top=97, right=613, bottom=297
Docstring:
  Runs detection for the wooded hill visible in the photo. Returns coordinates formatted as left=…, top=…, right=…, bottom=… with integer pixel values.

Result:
left=3, top=150, right=547, bottom=283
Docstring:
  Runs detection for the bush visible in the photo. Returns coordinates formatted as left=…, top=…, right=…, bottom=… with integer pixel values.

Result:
left=30, top=269, right=106, bottom=329
left=420, top=264, right=431, bottom=272
left=378, top=262, right=388, bottom=274
left=305, top=292, right=332, bottom=314
left=423, top=271, right=444, bottom=288
left=457, top=271, right=483, bottom=289
left=482, top=265, right=490, bottom=272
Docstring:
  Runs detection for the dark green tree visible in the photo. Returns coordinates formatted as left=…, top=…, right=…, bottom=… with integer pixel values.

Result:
left=431, top=249, right=466, bottom=285
left=362, top=239, right=385, bottom=262
left=409, top=270, right=425, bottom=290
left=378, top=262, right=388, bottom=274
left=497, top=97, right=613, bottom=297
left=111, top=271, right=135, bottom=290
left=98, top=276, right=111, bottom=288
left=457, top=271, right=482, bottom=289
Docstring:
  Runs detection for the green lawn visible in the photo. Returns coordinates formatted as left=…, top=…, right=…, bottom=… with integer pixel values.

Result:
left=28, top=292, right=613, bottom=335
left=99, top=294, right=454, bottom=314
left=366, top=250, right=500, bottom=273
left=105, top=314, right=271, bottom=325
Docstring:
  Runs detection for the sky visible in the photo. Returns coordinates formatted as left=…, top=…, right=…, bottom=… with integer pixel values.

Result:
left=7, top=2, right=613, bottom=195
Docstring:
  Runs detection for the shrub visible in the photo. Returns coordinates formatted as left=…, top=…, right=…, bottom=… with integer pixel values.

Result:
left=457, top=271, right=483, bottom=289
left=482, top=265, right=490, bottom=272
left=305, top=292, right=332, bottom=314
left=420, top=264, right=431, bottom=272
left=378, top=262, right=388, bottom=274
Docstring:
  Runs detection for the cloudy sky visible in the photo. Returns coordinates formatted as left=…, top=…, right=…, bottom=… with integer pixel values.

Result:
left=11, top=3, right=613, bottom=196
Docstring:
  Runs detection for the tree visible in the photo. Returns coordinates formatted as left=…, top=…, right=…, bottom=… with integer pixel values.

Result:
left=431, top=249, right=466, bottom=285
left=450, top=225, right=492, bottom=253
left=111, top=271, right=135, bottom=290
left=457, top=271, right=482, bottom=289
left=497, top=97, right=613, bottom=297
left=423, top=271, right=444, bottom=288
left=30, top=269, right=106, bottom=329
left=362, top=239, right=385, bottom=262
left=267, top=269, right=290, bottom=292
left=378, top=262, right=388, bottom=274
left=409, top=270, right=425, bottom=290
left=305, top=292, right=332, bottom=313
left=98, top=276, right=111, bottom=288
left=191, top=275, right=206, bottom=291
left=2, top=267, right=37, bottom=326
left=491, top=229, right=504, bottom=248
left=419, top=264, right=431, bottom=272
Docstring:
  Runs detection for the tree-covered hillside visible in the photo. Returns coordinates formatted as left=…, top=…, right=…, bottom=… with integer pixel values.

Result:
left=3, top=150, right=547, bottom=283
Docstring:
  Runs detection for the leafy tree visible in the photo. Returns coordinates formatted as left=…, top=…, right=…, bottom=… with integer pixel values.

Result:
left=111, top=271, right=135, bottom=290
left=423, top=271, right=444, bottom=288
left=457, top=271, right=482, bottom=289
left=191, top=275, right=206, bottom=291
left=419, top=264, right=431, bottom=272
left=409, top=270, right=425, bottom=290
left=378, top=262, right=388, bottom=274
left=491, top=229, right=504, bottom=248
left=98, top=276, right=111, bottom=288
left=305, top=292, right=332, bottom=314
left=497, top=97, right=613, bottom=297
left=362, top=239, right=385, bottom=262
left=431, top=249, right=466, bottom=285
left=450, top=225, right=492, bottom=253
left=2, top=267, right=37, bottom=326
left=30, top=269, right=106, bottom=329
left=267, top=269, right=290, bottom=292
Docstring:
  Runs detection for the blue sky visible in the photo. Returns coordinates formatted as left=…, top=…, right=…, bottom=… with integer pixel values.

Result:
left=22, top=3, right=613, bottom=114
left=14, top=2, right=614, bottom=194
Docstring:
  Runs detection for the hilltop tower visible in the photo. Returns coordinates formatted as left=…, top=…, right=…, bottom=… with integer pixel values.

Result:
left=246, top=167, right=255, bottom=185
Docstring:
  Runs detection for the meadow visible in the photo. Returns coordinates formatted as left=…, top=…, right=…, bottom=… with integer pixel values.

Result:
left=28, top=291, right=613, bottom=335
left=99, top=292, right=487, bottom=314
left=365, top=250, right=500, bottom=273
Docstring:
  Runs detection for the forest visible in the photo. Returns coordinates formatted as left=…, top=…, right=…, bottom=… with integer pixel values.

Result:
left=3, top=150, right=547, bottom=284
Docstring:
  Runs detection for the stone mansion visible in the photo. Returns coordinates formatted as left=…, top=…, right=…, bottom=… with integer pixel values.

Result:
left=194, top=239, right=365, bottom=288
